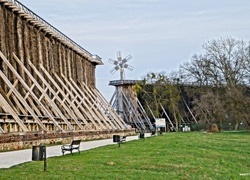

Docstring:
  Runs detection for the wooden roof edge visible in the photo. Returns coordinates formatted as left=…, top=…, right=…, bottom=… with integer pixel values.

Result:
left=2, top=0, right=103, bottom=65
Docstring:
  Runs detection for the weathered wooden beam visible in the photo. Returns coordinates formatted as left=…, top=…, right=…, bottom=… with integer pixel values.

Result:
left=0, top=93, right=29, bottom=132
left=26, top=96, right=43, bottom=116
left=71, top=79, right=115, bottom=129
left=24, top=84, right=35, bottom=100
left=51, top=90, right=60, bottom=102
left=0, top=87, right=17, bottom=112
left=71, top=79, right=119, bottom=129
left=54, top=73, right=104, bottom=129
left=0, top=70, right=48, bottom=131
left=0, top=124, right=4, bottom=133
left=80, top=81, right=125, bottom=129
left=39, top=64, right=91, bottom=129
left=12, top=53, right=74, bottom=130
left=9, top=93, right=27, bottom=115
left=28, top=60, right=84, bottom=130
left=0, top=51, right=63, bottom=131
left=6, top=79, right=18, bottom=97
left=61, top=74, right=113, bottom=129
left=62, top=75, right=116, bottom=129
left=91, top=87, right=127, bottom=129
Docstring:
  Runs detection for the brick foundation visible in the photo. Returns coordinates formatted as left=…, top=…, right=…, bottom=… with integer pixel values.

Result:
left=0, top=129, right=135, bottom=151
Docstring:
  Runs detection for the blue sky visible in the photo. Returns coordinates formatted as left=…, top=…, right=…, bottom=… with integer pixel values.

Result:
left=20, top=0, right=250, bottom=99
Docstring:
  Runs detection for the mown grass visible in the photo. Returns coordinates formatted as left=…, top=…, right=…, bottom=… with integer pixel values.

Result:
left=0, top=131, right=249, bottom=180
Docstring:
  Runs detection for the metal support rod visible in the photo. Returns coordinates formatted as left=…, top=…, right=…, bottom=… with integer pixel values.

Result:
left=43, top=146, right=46, bottom=171
left=182, top=98, right=198, bottom=124
left=137, top=99, right=154, bottom=131
left=160, top=103, right=176, bottom=131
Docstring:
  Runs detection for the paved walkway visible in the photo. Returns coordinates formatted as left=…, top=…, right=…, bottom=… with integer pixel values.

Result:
left=0, top=134, right=150, bottom=169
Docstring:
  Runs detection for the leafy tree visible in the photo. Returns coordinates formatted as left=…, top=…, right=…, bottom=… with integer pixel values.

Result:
left=136, top=72, right=181, bottom=131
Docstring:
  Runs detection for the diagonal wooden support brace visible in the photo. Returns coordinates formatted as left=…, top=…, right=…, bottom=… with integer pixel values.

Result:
left=0, top=51, right=63, bottom=131
left=12, top=53, right=74, bottom=130
left=0, top=93, right=29, bottom=132
left=0, top=70, right=48, bottom=131
left=27, top=60, right=84, bottom=130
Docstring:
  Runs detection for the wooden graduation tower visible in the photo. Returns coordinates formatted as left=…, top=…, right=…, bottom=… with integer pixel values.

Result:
left=109, top=52, right=154, bottom=131
left=0, top=0, right=134, bottom=150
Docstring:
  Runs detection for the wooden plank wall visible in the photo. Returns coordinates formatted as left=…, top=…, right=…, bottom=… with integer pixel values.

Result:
left=0, top=3, right=96, bottom=90
left=0, top=1, right=130, bottom=134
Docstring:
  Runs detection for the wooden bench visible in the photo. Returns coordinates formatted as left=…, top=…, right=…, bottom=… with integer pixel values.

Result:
left=151, top=130, right=156, bottom=136
left=113, top=135, right=126, bottom=147
left=113, top=135, right=126, bottom=143
left=61, top=139, right=81, bottom=155
left=120, top=136, right=126, bottom=143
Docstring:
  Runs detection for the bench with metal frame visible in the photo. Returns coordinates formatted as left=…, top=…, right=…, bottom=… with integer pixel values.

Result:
left=120, top=136, right=126, bottom=143
left=61, top=139, right=81, bottom=155
left=113, top=135, right=126, bottom=147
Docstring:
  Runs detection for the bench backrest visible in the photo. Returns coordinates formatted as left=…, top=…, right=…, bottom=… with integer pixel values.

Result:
left=71, top=140, right=81, bottom=146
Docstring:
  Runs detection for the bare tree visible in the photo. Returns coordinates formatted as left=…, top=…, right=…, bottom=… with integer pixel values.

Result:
left=202, top=38, right=249, bottom=86
left=192, top=91, right=226, bottom=131
left=225, top=86, right=250, bottom=130
left=181, top=37, right=250, bottom=130
left=182, top=38, right=249, bottom=86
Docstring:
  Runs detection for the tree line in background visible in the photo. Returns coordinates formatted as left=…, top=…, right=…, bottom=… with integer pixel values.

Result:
left=135, top=37, right=250, bottom=131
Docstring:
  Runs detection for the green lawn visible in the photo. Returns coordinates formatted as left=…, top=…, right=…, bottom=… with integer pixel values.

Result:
left=0, top=132, right=249, bottom=180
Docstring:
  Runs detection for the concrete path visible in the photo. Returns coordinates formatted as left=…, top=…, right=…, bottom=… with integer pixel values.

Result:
left=0, top=134, right=150, bottom=169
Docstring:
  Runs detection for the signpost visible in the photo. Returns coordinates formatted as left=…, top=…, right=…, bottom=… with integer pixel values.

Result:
left=155, top=118, right=166, bottom=133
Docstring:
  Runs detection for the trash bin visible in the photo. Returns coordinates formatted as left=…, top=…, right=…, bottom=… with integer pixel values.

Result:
left=113, top=135, right=120, bottom=142
left=151, top=130, right=156, bottom=135
left=139, top=132, right=144, bottom=139
left=32, top=144, right=45, bottom=161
